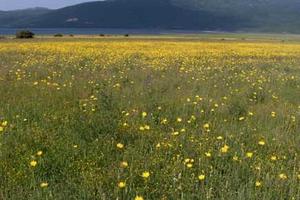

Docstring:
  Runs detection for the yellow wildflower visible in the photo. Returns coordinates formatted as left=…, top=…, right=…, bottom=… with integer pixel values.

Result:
left=30, top=160, right=37, bottom=167
left=233, top=156, right=239, bottom=161
left=205, top=152, right=212, bottom=157
left=40, top=182, right=48, bottom=188
left=117, top=143, right=124, bottom=149
left=203, top=123, right=210, bottom=129
left=270, top=156, right=277, bottom=161
left=246, top=152, right=253, bottom=158
left=142, top=171, right=150, bottom=179
left=220, top=145, right=229, bottom=153
left=37, top=151, right=43, bottom=156
left=198, top=174, right=205, bottom=181
left=120, top=161, right=128, bottom=168
left=217, top=136, right=223, bottom=140
left=279, top=173, right=288, bottom=180
left=118, top=181, right=126, bottom=188
left=142, top=112, right=147, bottom=118
left=255, top=181, right=262, bottom=187
left=1, top=121, right=7, bottom=127
left=186, top=163, right=193, bottom=168
left=239, top=117, right=245, bottom=121
left=161, top=118, right=168, bottom=124
left=135, top=196, right=144, bottom=200
left=144, top=125, right=150, bottom=130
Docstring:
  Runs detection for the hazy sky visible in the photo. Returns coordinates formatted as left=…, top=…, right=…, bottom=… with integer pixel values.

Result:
left=0, top=0, right=96, bottom=10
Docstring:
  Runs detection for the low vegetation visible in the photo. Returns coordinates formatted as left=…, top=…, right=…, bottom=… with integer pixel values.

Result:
left=54, top=33, right=63, bottom=37
left=16, top=30, right=35, bottom=39
left=0, top=37, right=299, bottom=199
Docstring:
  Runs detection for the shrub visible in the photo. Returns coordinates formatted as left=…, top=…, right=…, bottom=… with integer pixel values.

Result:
left=16, top=30, right=34, bottom=39
left=99, top=34, right=105, bottom=37
left=54, top=33, right=63, bottom=37
left=124, top=34, right=129, bottom=37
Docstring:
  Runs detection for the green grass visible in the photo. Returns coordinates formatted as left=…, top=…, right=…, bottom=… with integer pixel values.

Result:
left=0, top=37, right=299, bottom=200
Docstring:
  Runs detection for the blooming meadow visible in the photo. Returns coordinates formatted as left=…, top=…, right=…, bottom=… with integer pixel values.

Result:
left=0, top=37, right=299, bottom=199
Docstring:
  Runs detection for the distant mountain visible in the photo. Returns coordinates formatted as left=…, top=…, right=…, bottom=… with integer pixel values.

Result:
left=0, top=7, right=51, bottom=27
left=3, top=0, right=244, bottom=30
left=1, top=0, right=300, bottom=33
left=174, top=0, right=300, bottom=32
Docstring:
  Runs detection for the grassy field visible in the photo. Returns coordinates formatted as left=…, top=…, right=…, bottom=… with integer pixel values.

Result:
left=0, top=36, right=299, bottom=200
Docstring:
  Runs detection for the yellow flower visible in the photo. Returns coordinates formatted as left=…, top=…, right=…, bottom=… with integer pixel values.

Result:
left=177, top=118, right=182, bottom=122
left=37, top=151, right=43, bottom=156
left=30, top=160, right=37, bottom=167
left=117, top=143, right=124, bottom=149
left=255, top=181, right=262, bottom=187
left=40, top=182, right=48, bottom=188
left=198, top=174, right=205, bottom=181
left=203, top=123, right=210, bottom=129
left=232, top=156, right=239, bottom=161
left=220, top=145, right=229, bottom=153
left=270, top=156, right=277, bottom=161
left=135, top=196, right=144, bottom=200
left=258, top=140, right=265, bottom=146
left=279, top=173, right=288, bottom=180
left=271, top=112, right=276, bottom=117
left=205, top=152, right=212, bottom=157
left=142, top=171, right=150, bottom=178
left=0, top=127, right=3, bottom=132
left=186, top=163, right=193, bottom=168
left=114, top=83, right=121, bottom=88
left=217, top=136, right=223, bottom=140
left=118, top=181, right=126, bottom=188
left=239, top=117, right=245, bottom=121
left=161, top=118, right=168, bottom=124
left=140, top=125, right=150, bottom=131
left=171, top=131, right=179, bottom=136
left=1, top=121, right=7, bottom=127
left=144, top=125, right=150, bottom=130
left=142, top=112, right=147, bottom=118
left=246, top=152, right=253, bottom=158
left=120, top=161, right=128, bottom=168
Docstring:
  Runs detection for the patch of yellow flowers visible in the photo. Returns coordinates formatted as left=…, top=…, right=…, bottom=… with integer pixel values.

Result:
left=1, top=38, right=299, bottom=199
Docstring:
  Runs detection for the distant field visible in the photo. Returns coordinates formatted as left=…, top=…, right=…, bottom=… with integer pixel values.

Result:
left=0, top=37, right=299, bottom=199
left=3, top=32, right=300, bottom=42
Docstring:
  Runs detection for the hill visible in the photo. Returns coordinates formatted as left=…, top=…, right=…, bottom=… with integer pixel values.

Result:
left=1, top=0, right=300, bottom=33
left=0, top=7, right=51, bottom=28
